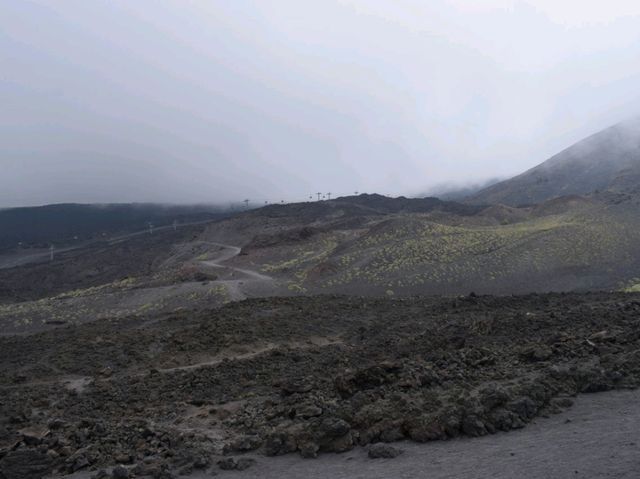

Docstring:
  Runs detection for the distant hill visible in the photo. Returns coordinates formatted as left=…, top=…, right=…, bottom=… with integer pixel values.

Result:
left=0, top=203, right=230, bottom=251
left=251, top=193, right=483, bottom=220
left=202, top=190, right=640, bottom=296
left=467, top=118, right=640, bottom=206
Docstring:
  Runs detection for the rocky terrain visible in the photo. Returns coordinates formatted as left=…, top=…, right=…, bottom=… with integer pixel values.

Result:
left=2, top=292, right=640, bottom=478
left=2, top=121, right=640, bottom=479
left=212, top=389, right=640, bottom=478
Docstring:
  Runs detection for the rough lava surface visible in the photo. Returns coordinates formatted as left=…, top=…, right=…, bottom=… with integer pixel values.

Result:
left=2, top=292, right=640, bottom=477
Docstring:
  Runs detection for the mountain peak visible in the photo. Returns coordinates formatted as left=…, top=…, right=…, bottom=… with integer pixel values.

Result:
left=467, top=118, right=640, bottom=206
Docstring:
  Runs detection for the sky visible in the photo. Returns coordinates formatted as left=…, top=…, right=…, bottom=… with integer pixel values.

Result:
left=2, top=0, right=640, bottom=207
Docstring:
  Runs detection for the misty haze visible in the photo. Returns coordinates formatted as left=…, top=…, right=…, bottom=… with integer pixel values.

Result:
left=2, top=2, right=640, bottom=479
left=3, top=1, right=640, bottom=206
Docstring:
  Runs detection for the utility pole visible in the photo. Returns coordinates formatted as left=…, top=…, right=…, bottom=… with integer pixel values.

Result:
left=50, top=244, right=54, bottom=262
left=317, top=192, right=322, bottom=201
left=243, top=199, right=250, bottom=209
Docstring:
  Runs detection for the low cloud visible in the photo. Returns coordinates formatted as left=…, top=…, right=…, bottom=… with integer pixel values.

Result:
left=2, top=1, right=640, bottom=206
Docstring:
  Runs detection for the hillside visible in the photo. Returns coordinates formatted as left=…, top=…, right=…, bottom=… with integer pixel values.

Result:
left=3, top=187, right=640, bottom=334
left=3, top=192, right=640, bottom=477
left=253, top=194, right=482, bottom=220
left=0, top=203, right=230, bottom=251
left=202, top=192, right=640, bottom=296
left=467, top=118, right=640, bottom=206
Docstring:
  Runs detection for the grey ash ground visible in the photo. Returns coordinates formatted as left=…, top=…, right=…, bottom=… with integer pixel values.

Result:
left=2, top=292, right=640, bottom=478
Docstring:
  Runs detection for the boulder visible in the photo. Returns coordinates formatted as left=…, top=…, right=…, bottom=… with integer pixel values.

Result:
left=461, top=415, right=487, bottom=437
left=486, top=408, right=525, bottom=431
left=264, top=431, right=297, bottom=456
left=18, top=427, right=50, bottom=446
left=404, top=415, right=446, bottom=442
left=224, top=435, right=262, bottom=454
left=315, top=417, right=354, bottom=453
left=520, top=344, right=553, bottom=362
left=334, top=363, right=402, bottom=398
left=507, top=396, right=538, bottom=421
left=295, top=405, right=323, bottom=419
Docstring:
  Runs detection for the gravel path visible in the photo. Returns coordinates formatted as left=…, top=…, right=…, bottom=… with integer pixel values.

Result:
left=200, top=241, right=275, bottom=300
left=200, top=242, right=273, bottom=281
left=215, top=389, right=640, bottom=479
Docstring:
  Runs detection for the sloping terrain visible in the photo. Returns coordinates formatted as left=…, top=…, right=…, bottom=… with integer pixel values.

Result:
left=2, top=188, right=640, bottom=337
left=1, top=127, right=640, bottom=478
left=201, top=119, right=640, bottom=298
left=212, top=193, right=640, bottom=296
left=2, top=293, right=640, bottom=478
left=0, top=203, right=230, bottom=252
left=467, top=118, right=640, bottom=206
left=0, top=225, right=209, bottom=305
left=0, top=224, right=285, bottom=335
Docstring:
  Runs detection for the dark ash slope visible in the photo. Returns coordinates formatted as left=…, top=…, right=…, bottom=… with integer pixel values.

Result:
left=468, top=118, right=640, bottom=206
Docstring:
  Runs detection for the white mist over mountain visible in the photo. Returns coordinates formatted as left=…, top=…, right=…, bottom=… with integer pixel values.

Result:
left=2, top=1, right=640, bottom=206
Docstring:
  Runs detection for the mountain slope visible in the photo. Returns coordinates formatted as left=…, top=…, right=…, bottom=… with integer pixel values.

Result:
left=202, top=193, right=640, bottom=296
left=0, top=203, right=229, bottom=251
left=467, top=118, right=640, bottom=206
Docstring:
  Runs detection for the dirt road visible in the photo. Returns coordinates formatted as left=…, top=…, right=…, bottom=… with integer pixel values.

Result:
left=200, top=242, right=274, bottom=300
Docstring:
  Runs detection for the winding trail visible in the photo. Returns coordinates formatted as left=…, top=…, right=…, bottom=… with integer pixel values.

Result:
left=199, top=242, right=274, bottom=301
left=158, top=337, right=342, bottom=374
